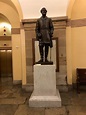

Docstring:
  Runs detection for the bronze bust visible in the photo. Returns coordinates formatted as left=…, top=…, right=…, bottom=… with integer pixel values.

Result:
left=35, top=7, right=54, bottom=64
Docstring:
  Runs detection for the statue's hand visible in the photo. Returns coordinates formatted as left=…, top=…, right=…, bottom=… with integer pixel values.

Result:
left=49, top=32, right=53, bottom=37
left=38, top=33, right=42, bottom=37
left=36, top=33, right=42, bottom=41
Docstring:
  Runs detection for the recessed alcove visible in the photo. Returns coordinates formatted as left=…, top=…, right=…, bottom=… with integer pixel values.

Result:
left=22, top=16, right=68, bottom=90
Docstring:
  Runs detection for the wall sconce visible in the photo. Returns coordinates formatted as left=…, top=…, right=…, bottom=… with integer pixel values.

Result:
left=3, top=26, right=6, bottom=36
left=0, top=22, right=11, bottom=36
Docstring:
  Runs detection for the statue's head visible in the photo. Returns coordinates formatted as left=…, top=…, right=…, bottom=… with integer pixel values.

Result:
left=40, top=7, right=47, bottom=15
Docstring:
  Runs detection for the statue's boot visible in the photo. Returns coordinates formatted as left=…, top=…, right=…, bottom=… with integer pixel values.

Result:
left=37, top=59, right=43, bottom=63
left=45, top=45, right=53, bottom=64
left=36, top=45, right=43, bottom=64
left=45, top=45, right=49, bottom=62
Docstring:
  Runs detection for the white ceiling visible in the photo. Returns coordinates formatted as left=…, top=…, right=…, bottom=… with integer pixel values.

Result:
left=18, top=0, right=70, bottom=19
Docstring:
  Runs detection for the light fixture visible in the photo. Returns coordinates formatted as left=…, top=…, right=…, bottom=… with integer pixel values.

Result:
left=3, top=26, right=6, bottom=36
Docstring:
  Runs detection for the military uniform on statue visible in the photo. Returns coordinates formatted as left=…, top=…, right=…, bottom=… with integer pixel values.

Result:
left=35, top=7, right=54, bottom=65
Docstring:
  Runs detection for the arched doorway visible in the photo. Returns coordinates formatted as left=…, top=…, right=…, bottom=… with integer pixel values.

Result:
left=0, top=13, right=12, bottom=84
left=0, top=49, right=12, bottom=84
left=0, top=0, right=23, bottom=85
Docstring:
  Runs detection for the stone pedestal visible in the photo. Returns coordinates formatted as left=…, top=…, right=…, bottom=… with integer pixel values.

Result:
left=29, top=64, right=61, bottom=107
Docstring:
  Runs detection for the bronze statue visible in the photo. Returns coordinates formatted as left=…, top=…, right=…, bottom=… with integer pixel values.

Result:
left=35, top=7, right=54, bottom=64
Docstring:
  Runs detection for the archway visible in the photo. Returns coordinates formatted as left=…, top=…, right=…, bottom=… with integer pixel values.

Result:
left=0, top=0, right=23, bottom=84
left=0, top=13, right=12, bottom=83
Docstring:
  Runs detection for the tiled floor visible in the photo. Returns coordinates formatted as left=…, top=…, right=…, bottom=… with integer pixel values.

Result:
left=0, top=77, right=86, bottom=115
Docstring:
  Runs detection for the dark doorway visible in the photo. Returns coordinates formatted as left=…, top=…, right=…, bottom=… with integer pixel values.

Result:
left=0, top=50, right=13, bottom=84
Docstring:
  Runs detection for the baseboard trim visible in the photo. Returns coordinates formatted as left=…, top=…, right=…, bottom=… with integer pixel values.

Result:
left=22, top=84, right=73, bottom=92
left=13, top=80, right=22, bottom=85
left=22, top=84, right=34, bottom=92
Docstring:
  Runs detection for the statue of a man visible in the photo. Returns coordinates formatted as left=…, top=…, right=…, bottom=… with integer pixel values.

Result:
left=35, top=7, right=54, bottom=64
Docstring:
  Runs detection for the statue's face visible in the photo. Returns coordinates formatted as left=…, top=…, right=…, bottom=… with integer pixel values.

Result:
left=41, top=8, right=47, bottom=16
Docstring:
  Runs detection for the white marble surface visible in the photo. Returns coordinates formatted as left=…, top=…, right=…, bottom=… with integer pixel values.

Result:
left=34, top=64, right=56, bottom=96
left=29, top=89, right=61, bottom=107
left=29, top=65, right=61, bottom=107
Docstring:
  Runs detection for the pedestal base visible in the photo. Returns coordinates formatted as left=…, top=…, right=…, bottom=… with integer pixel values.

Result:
left=29, top=89, right=61, bottom=107
left=29, top=65, right=61, bottom=107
